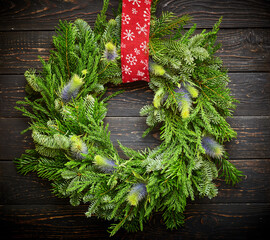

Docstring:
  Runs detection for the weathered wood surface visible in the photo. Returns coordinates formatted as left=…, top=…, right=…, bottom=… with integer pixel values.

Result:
left=1, top=73, right=270, bottom=118
left=0, top=0, right=269, bottom=30
left=1, top=28, right=270, bottom=74
left=0, top=0, right=270, bottom=239
left=0, top=116, right=270, bottom=160
left=1, top=159, right=270, bottom=205
left=1, top=203, right=269, bottom=239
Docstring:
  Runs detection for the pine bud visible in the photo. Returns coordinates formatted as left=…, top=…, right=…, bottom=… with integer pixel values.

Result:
left=149, top=62, right=165, bottom=76
left=94, top=155, right=117, bottom=173
left=70, top=74, right=84, bottom=90
left=185, top=83, right=199, bottom=98
left=174, top=87, right=192, bottom=119
left=70, top=135, right=88, bottom=160
left=201, top=136, right=224, bottom=159
left=61, top=74, right=84, bottom=103
left=127, top=183, right=147, bottom=206
left=181, top=102, right=190, bottom=119
left=104, top=42, right=118, bottom=61
left=108, top=19, right=117, bottom=26
left=81, top=69, right=88, bottom=76
left=153, top=88, right=165, bottom=108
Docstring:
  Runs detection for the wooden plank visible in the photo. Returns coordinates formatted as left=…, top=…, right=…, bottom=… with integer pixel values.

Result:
left=0, top=161, right=68, bottom=205
left=0, top=28, right=270, bottom=74
left=0, top=0, right=119, bottom=31
left=1, top=73, right=269, bottom=118
left=0, top=116, right=269, bottom=160
left=0, top=31, right=54, bottom=74
left=107, top=116, right=270, bottom=159
left=228, top=73, right=270, bottom=116
left=1, top=160, right=269, bottom=205
left=226, top=116, right=270, bottom=159
left=156, top=0, right=270, bottom=29
left=0, top=118, right=34, bottom=160
left=0, top=203, right=269, bottom=239
left=0, top=0, right=269, bottom=30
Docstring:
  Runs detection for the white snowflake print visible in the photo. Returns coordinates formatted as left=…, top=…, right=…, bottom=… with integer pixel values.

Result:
left=143, top=8, right=151, bottom=25
left=144, top=0, right=151, bottom=5
left=140, top=59, right=148, bottom=70
left=122, top=65, right=132, bottom=75
left=126, top=54, right=137, bottom=65
left=140, top=41, right=148, bottom=52
left=137, top=70, right=145, bottom=77
left=134, top=48, right=141, bottom=55
left=136, top=23, right=147, bottom=36
left=122, top=13, right=131, bottom=25
left=121, top=42, right=126, bottom=49
left=123, top=29, right=135, bottom=41
left=128, top=0, right=141, bottom=7
left=132, top=8, right=138, bottom=14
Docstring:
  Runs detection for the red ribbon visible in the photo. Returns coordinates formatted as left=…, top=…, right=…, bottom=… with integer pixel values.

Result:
left=121, top=0, right=152, bottom=83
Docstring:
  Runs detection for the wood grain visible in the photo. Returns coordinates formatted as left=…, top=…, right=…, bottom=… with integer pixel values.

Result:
left=0, top=116, right=269, bottom=160
left=0, top=0, right=270, bottom=239
left=1, top=73, right=269, bottom=118
left=0, top=203, right=269, bottom=239
left=1, top=29, right=270, bottom=74
left=0, top=0, right=119, bottom=31
left=1, top=160, right=269, bottom=205
left=156, top=0, right=270, bottom=28
left=0, top=0, right=269, bottom=30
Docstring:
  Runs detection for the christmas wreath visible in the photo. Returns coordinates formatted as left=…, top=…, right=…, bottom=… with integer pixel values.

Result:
left=15, top=0, right=243, bottom=236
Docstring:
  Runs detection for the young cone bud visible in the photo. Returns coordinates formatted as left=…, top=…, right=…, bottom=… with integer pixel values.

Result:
left=70, top=135, right=88, bottom=160
left=149, top=62, right=165, bottom=76
left=127, top=183, right=147, bottom=206
left=61, top=74, right=84, bottom=103
left=185, top=84, right=199, bottom=98
left=94, top=155, right=117, bottom=173
left=104, top=42, right=117, bottom=61
left=174, top=87, right=192, bottom=119
left=153, top=88, right=165, bottom=108
left=201, top=136, right=224, bottom=159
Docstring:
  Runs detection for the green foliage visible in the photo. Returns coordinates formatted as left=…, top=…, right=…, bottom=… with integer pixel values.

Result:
left=14, top=0, right=243, bottom=236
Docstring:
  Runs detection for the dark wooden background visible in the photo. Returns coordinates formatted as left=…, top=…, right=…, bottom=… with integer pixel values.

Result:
left=0, top=0, right=270, bottom=239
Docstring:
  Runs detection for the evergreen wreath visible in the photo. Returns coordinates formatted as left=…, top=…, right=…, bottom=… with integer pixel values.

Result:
left=15, top=0, right=243, bottom=236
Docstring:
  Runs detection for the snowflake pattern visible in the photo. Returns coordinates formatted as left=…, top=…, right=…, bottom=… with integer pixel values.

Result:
left=136, top=23, right=147, bottom=35
left=140, top=59, right=148, bottom=70
left=123, top=29, right=135, bottom=41
left=122, top=13, right=131, bottom=25
left=121, top=0, right=151, bottom=83
left=137, top=70, right=145, bottom=77
left=143, top=8, right=151, bottom=25
left=140, top=41, right=148, bottom=52
left=134, top=48, right=141, bottom=55
left=122, top=65, right=132, bottom=75
left=132, top=8, right=138, bottom=14
left=128, top=0, right=141, bottom=7
left=126, top=54, right=137, bottom=65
